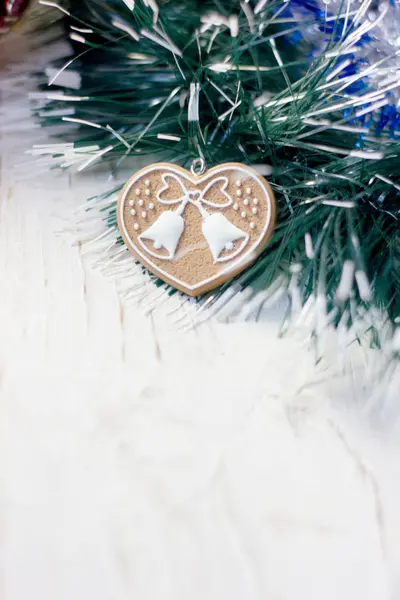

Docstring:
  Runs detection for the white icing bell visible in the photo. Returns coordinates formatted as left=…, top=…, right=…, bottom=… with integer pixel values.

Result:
left=202, top=213, right=247, bottom=262
left=139, top=210, right=184, bottom=259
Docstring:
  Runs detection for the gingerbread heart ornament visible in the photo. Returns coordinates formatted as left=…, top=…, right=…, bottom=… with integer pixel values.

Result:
left=117, top=162, right=276, bottom=296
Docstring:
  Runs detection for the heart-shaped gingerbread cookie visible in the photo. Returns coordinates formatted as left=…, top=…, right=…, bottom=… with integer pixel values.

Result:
left=117, top=162, right=276, bottom=296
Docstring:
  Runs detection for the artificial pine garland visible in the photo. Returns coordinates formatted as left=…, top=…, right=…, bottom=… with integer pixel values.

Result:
left=33, top=0, right=399, bottom=348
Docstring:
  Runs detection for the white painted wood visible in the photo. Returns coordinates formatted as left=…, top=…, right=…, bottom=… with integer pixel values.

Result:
left=1, top=35, right=400, bottom=600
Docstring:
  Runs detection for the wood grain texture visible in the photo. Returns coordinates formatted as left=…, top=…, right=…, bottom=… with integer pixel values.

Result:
left=1, top=40, right=400, bottom=600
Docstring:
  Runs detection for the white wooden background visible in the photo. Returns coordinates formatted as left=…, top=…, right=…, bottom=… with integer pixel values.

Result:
left=1, top=31, right=400, bottom=600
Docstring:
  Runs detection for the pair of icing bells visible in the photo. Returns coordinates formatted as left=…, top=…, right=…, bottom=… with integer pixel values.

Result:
left=138, top=173, right=248, bottom=263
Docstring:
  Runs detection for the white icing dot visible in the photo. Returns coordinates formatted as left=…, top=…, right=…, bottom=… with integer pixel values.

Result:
left=241, top=211, right=247, bottom=218
left=138, top=199, right=144, bottom=206
left=130, top=209, right=136, bottom=216
left=129, top=199, right=134, bottom=207
left=145, top=189, right=151, bottom=196
left=142, top=211, right=147, bottom=218
left=253, top=198, right=259, bottom=205
left=135, top=188, right=141, bottom=195
left=236, top=189, right=242, bottom=197
left=250, top=222, right=255, bottom=230
left=145, top=179, right=150, bottom=187
left=154, top=241, right=162, bottom=250
left=236, top=179, right=241, bottom=187
left=225, top=242, right=234, bottom=251
left=246, top=187, right=252, bottom=195
left=243, top=198, right=249, bottom=206
left=148, top=202, right=155, bottom=210
left=252, top=207, right=258, bottom=215
left=233, top=203, right=239, bottom=211
left=134, top=223, right=139, bottom=231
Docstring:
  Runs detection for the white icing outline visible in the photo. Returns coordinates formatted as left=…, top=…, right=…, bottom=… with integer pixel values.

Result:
left=156, top=173, right=185, bottom=205
left=156, top=172, right=233, bottom=209
left=138, top=239, right=173, bottom=261
left=214, top=234, right=249, bottom=264
left=120, top=164, right=273, bottom=293
left=200, top=176, right=232, bottom=209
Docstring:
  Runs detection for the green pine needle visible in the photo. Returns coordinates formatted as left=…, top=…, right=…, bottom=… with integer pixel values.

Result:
left=33, top=0, right=399, bottom=344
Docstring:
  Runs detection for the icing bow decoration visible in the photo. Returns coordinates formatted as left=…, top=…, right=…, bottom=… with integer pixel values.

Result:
left=139, top=172, right=249, bottom=263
